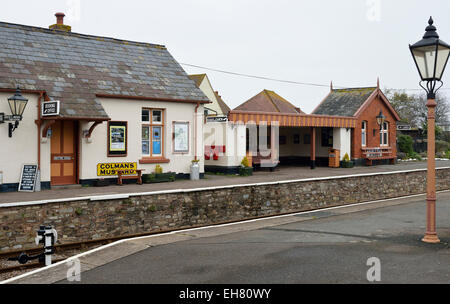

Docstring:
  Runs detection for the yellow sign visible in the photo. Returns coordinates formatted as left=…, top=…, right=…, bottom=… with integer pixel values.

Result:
left=97, top=162, right=137, bottom=176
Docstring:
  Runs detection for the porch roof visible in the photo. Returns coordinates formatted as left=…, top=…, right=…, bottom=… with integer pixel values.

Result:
left=228, top=110, right=357, bottom=128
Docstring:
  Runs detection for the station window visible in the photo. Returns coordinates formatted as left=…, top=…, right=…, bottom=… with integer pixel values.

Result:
left=380, top=122, right=389, bottom=146
left=362, top=121, right=367, bottom=147
left=142, top=109, right=165, bottom=157
left=321, top=128, right=333, bottom=147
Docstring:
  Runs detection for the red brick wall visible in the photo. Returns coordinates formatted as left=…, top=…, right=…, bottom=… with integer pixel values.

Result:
left=351, top=96, right=397, bottom=159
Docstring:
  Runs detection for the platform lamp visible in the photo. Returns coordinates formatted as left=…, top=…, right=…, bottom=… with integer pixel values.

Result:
left=0, top=86, right=29, bottom=137
left=376, top=110, right=386, bottom=129
left=409, top=17, right=450, bottom=243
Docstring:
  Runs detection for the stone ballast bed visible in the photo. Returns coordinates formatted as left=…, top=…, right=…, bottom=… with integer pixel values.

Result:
left=1, top=168, right=449, bottom=252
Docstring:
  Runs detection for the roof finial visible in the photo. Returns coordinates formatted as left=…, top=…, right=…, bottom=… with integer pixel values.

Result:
left=429, top=16, right=433, bottom=26
left=330, top=81, right=333, bottom=91
left=377, top=77, right=380, bottom=89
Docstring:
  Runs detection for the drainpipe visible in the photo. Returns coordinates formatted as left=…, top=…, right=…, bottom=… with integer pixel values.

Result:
left=36, top=92, right=45, bottom=170
left=194, top=102, right=200, bottom=161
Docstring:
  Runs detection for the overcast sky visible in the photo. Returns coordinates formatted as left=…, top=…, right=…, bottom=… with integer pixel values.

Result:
left=1, top=0, right=449, bottom=113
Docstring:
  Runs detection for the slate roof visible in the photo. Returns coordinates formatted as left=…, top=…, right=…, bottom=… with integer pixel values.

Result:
left=0, top=22, right=209, bottom=120
left=214, top=91, right=231, bottom=115
left=312, top=87, right=376, bottom=117
left=234, top=90, right=304, bottom=114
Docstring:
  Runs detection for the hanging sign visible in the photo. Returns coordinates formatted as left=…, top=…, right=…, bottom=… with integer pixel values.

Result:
left=41, top=101, right=60, bottom=117
left=18, top=164, right=38, bottom=192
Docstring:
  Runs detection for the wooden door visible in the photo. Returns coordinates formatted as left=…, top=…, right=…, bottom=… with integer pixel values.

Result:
left=51, top=120, right=78, bottom=185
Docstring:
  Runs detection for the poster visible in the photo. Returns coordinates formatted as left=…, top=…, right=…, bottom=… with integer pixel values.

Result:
left=108, top=121, right=127, bottom=156
left=173, top=122, right=189, bottom=153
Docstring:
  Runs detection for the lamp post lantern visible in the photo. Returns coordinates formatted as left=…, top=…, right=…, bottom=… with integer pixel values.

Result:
left=409, top=17, right=450, bottom=243
left=0, top=86, right=28, bottom=137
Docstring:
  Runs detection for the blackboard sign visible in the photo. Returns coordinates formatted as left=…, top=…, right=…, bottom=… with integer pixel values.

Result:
left=19, top=164, right=38, bottom=192
left=41, top=101, right=60, bottom=117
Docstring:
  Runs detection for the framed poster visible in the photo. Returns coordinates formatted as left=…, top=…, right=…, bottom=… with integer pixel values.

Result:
left=173, top=122, right=189, bottom=153
left=108, top=121, right=127, bottom=156
left=293, top=134, right=300, bottom=144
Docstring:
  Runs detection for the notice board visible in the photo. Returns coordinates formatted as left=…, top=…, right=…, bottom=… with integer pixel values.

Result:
left=18, top=164, right=38, bottom=192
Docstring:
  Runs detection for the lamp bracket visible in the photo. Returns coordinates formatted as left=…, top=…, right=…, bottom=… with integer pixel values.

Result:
left=419, top=80, right=443, bottom=99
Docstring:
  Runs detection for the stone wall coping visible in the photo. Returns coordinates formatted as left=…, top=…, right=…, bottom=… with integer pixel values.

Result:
left=1, top=166, right=449, bottom=208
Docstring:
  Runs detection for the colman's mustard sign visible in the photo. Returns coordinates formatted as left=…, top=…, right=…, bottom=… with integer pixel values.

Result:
left=97, top=162, right=137, bottom=176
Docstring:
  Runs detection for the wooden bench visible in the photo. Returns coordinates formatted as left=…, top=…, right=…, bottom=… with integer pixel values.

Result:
left=251, top=154, right=279, bottom=172
left=117, top=169, right=144, bottom=185
left=362, top=147, right=395, bottom=166
left=365, top=156, right=395, bottom=166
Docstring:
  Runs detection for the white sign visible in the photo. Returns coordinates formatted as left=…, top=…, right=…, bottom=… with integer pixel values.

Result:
left=206, top=116, right=228, bottom=123
left=42, top=101, right=60, bottom=117
left=397, top=125, right=411, bottom=130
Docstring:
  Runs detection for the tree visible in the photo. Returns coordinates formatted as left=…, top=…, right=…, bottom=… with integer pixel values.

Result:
left=385, top=89, right=450, bottom=128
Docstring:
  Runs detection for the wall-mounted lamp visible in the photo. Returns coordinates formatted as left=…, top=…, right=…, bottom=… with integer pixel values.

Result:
left=376, top=110, right=386, bottom=130
left=0, top=87, right=29, bottom=137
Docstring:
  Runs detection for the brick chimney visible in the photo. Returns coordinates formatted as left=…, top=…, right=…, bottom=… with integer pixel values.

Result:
left=49, top=12, right=71, bottom=32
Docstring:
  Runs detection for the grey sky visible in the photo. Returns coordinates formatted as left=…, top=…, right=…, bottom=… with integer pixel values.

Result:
left=1, top=0, right=449, bottom=113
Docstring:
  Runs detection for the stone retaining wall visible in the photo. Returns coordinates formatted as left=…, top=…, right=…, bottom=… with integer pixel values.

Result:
left=1, top=168, right=449, bottom=252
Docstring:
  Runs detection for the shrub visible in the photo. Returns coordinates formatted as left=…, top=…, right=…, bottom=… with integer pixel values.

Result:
left=343, top=153, right=350, bottom=162
left=398, top=135, right=414, bottom=155
left=435, top=140, right=450, bottom=153
left=154, top=164, right=163, bottom=174
left=241, top=156, right=250, bottom=168
left=445, top=150, right=450, bottom=159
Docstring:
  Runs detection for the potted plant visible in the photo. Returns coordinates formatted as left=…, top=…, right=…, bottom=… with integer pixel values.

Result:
left=143, top=165, right=176, bottom=183
left=190, top=159, right=200, bottom=180
left=340, top=153, right=354, bottom=168
left=239, top=156, right=253, bottom=176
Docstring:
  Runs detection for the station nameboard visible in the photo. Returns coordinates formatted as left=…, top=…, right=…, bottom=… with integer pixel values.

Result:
left=41, top=101, right=60, bottom=117
left=18, top=164, right=38, bottom=192
left=97, top=162, right=137, bottom=176
left=206, top=116, right=228, bottom=123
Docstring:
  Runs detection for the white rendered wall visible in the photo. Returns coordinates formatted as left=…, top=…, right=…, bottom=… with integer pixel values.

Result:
left=0, top=92, right=50, bottom=184
left=198, top=77, right=223, bottom=116
left=204, top=122, right=246, bottom=167
left=333, top=128, right=351, bottom=160
left=79, top=98, right=204, bottom=180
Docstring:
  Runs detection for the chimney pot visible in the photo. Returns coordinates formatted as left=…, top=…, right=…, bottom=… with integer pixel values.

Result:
left=49, top=12, right=71, bottom=32
left=55, top=12, right=65, bottom=25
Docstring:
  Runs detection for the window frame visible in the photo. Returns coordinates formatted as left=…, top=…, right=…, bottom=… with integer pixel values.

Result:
left=361, top=121, right=367, bottom=147
left=141, top=108, right=165, bottom=158
left=380, top=121, right=389, bottom=146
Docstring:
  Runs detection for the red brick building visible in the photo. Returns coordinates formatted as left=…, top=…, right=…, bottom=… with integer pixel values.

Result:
left=312, top=83, right=400, bottom=165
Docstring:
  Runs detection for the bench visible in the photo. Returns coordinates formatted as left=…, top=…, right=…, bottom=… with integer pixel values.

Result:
left=117, top=169, right=144, bottom=185
left=365, top=156, right=395, bottom=166
left=362, top=147, right=395, bottom=166
left=251, top=154, right=279, bottom=172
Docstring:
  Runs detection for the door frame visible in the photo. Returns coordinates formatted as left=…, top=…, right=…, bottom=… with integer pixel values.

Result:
left=50, top=120, right=80, bottom=186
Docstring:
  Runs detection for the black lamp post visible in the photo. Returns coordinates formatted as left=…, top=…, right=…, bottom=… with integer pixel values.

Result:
left=409, top=17, right=450, bottom=243
left=0, top=86, right=29, bottom=137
